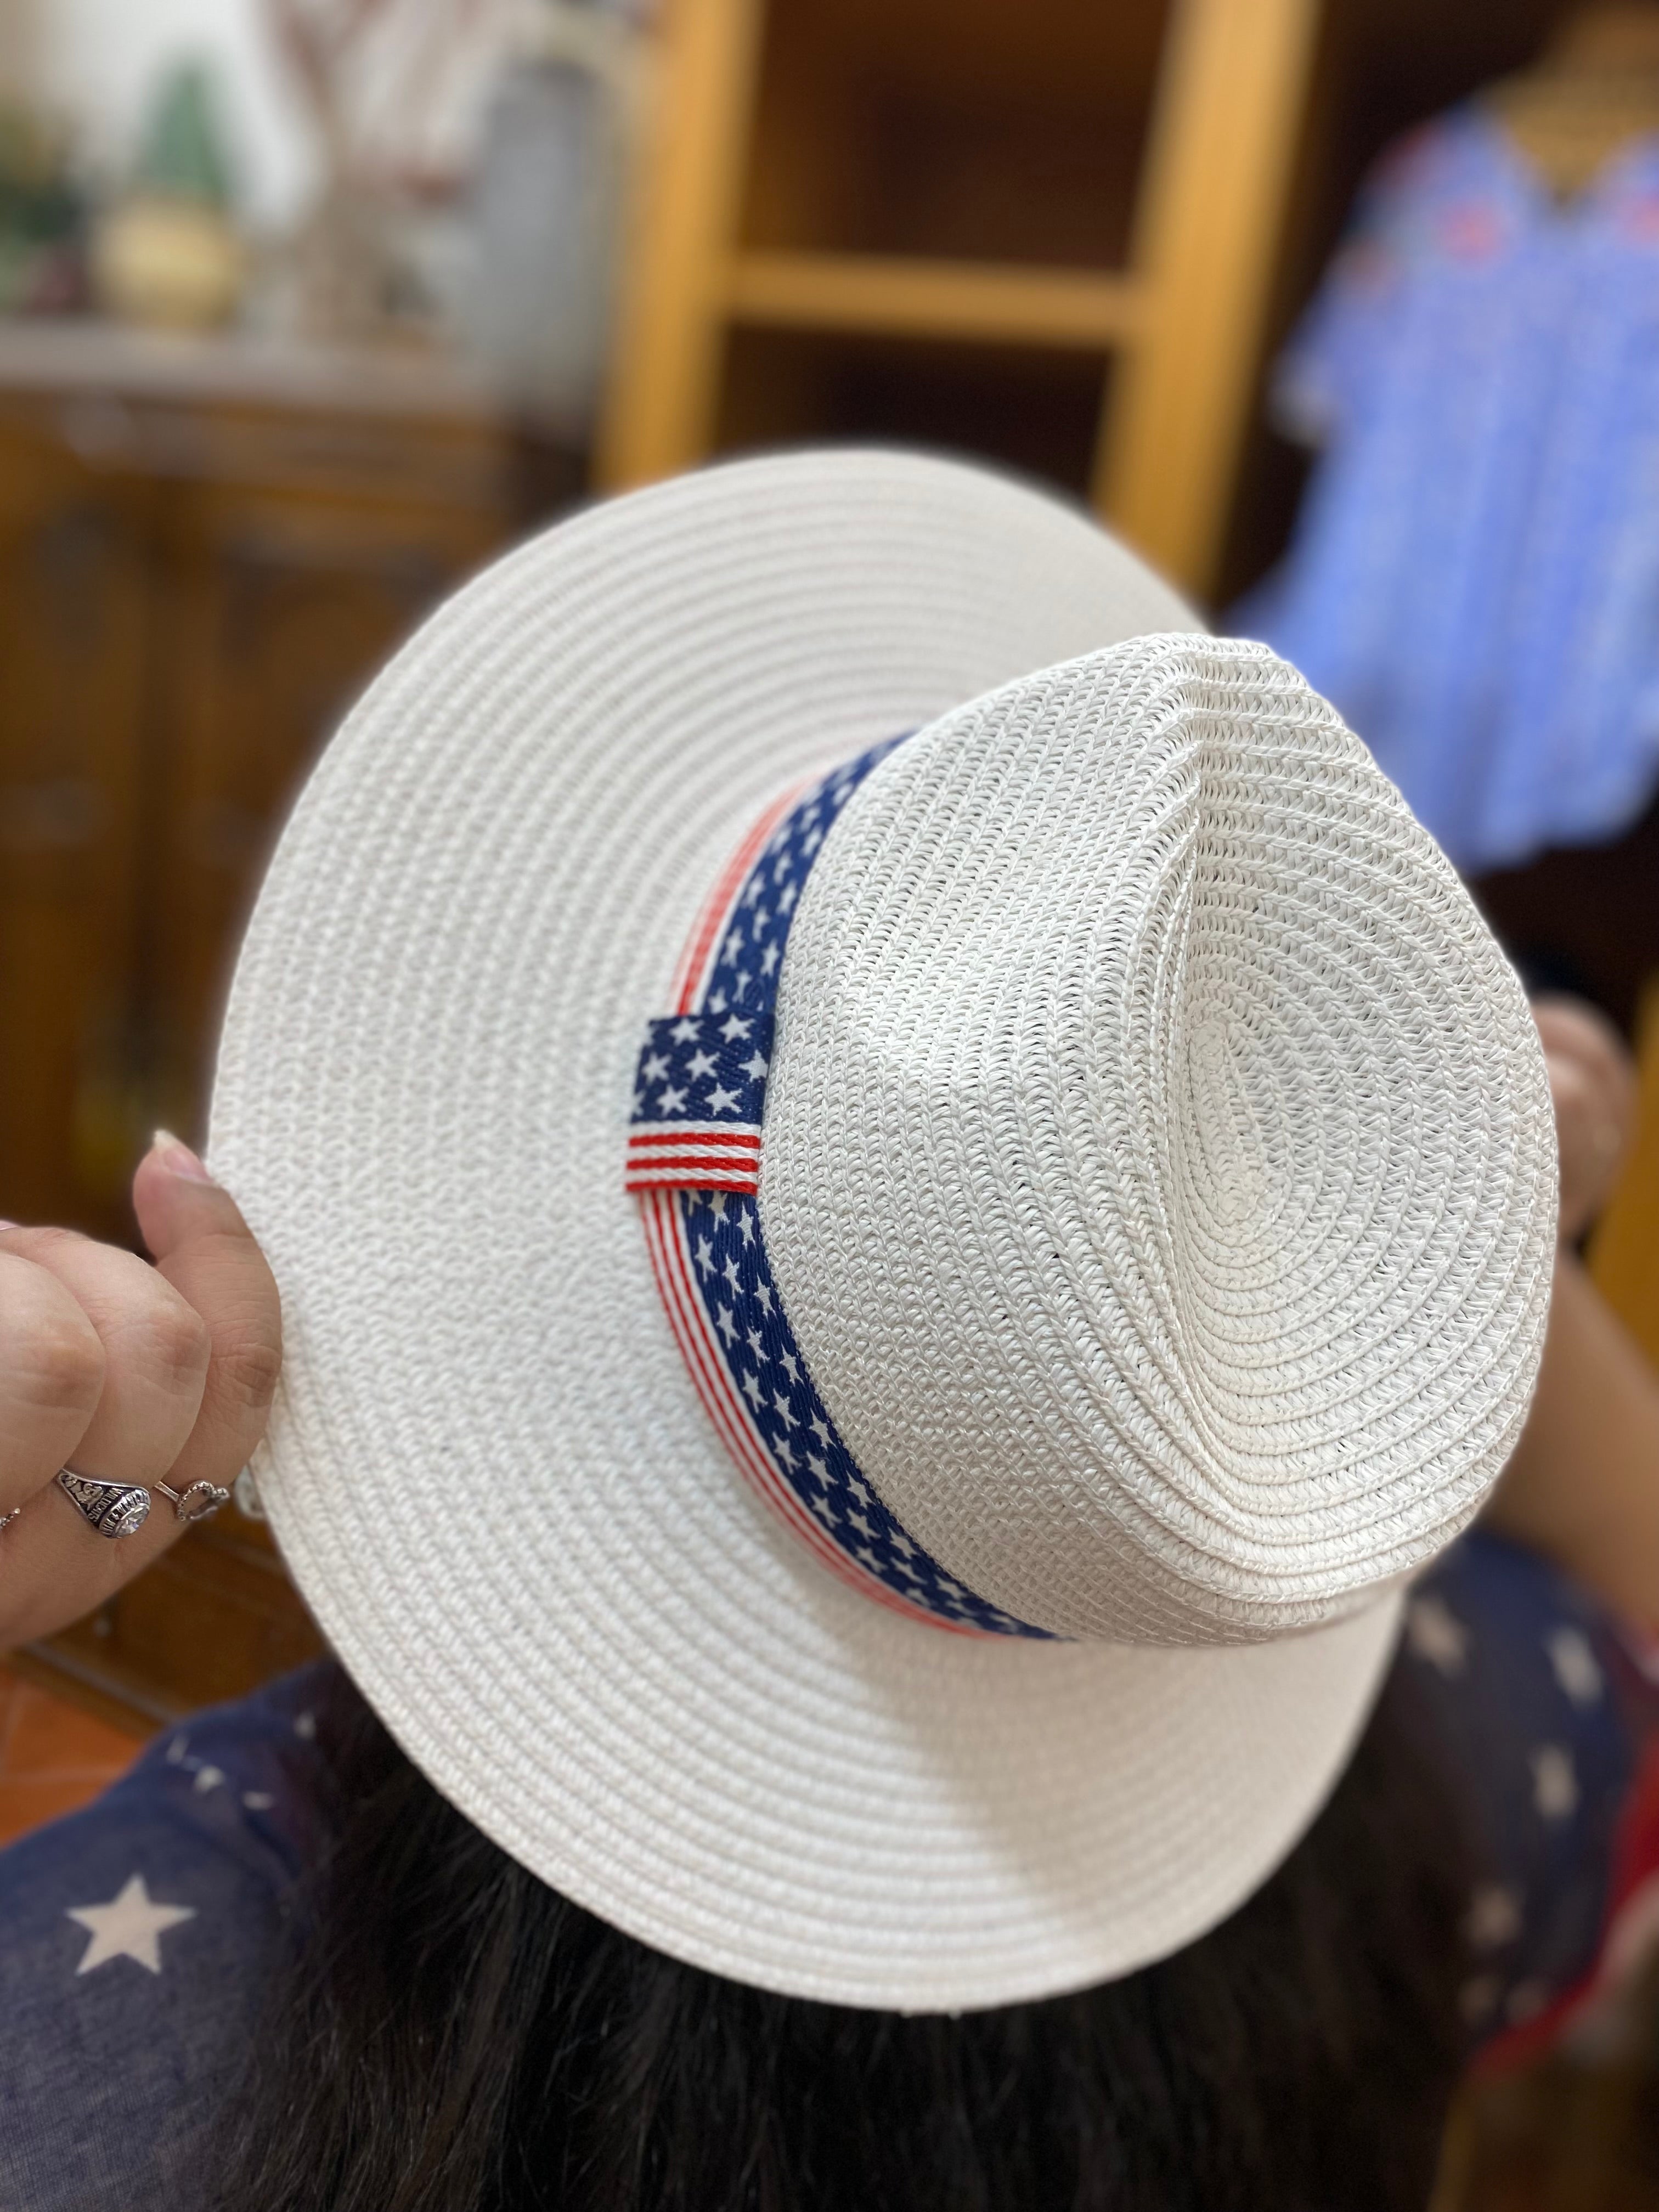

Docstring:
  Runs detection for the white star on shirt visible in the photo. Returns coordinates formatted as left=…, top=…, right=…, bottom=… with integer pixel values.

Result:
left=67, top=1874, right=195, bottom=1976
left=714, top=1304, right=738, bottom=1347
left=1545, top=1626, right=1603, bottom=1706
left=1464, top=1881, right=1523, bottom=1951
left=670, top=1017, right=699, bottom=1043
left=754, top=1282, right=774, bottom=1314
left=641, top=1052, right=669, bottom=1082
left=778, top=883, right=798, bottom=913
left=760, top=944, right=780, bottom=977
left=1406, top=1594, right=1469, bottom=1677
left=721, top=1256, right=742, bottom=1292
left=719, top=1014, right=751, bottom=1041
left=742, top=1051, right=769, bottom=1080
left=693, top=1236, right=715, bottom=1277
left=707, top=1084, right=740, bottom=1114
left=809, top=1414, right=831, bottom=1447
left=1531, top=1743, right=1578, bottom=1821
left=658, top=1083, right=686, bottom=1111
left=685, top=1048, right=717, bottom=1081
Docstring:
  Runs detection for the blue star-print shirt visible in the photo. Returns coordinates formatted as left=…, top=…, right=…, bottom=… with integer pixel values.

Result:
left=1236, top=107, right=1659, bottom=874
left=3, top=1531, right=1657, bottom=2207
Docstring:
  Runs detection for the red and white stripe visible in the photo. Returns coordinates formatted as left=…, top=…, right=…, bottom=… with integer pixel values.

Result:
left=629, top=778, right=985, bottom=1635
left=637, top=1186, right=977, bottom=1634
left=624, top=1122, right=762, bottom=1193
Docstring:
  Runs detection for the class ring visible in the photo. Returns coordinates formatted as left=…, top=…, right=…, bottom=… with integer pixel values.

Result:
left=55, top=1469, right=151, bottom=1539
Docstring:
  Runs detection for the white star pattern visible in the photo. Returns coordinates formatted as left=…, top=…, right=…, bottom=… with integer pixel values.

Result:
left=1464, top=1882, right=1523, bottom=1950
left=1531, top=1743, right=1578, bottom=1820
left=67, top=1874, right=195, bottom=1976
left=1545, top=1625, right=1603, bottom=1706
left=1407, top=1594, right=1470, bottom=1676
left=635, top=738, right=1046, bottom=1639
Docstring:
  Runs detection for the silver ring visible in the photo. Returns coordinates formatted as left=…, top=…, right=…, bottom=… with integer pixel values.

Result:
left=56, top=1469, right=151, bottom=1539
left=0, top=1504, right=20, bottom=1534
left=155, top=1478, right=229, bottom=1525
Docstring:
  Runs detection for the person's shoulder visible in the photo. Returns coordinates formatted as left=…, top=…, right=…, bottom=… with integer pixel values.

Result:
left=1402, top=1532, right=1641, bottom=2050
left=0, top=1660, right=340, bottom=2212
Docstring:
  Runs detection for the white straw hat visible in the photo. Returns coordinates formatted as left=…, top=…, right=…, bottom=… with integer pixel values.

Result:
left=211, top=448, right=1558, bottom=2012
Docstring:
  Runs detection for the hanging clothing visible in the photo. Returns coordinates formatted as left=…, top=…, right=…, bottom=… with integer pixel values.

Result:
left=1235, top=106, right=1659, bottom=874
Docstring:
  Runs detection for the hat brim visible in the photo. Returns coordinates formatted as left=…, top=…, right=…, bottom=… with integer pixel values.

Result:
left=211, top=449, right=1403, bottom=2011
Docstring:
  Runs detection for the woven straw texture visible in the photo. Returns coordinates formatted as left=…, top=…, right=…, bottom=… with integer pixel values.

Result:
left=765, top=637, right=1558, bottom=1644
left=210, top=450, right=1549, bottom=2011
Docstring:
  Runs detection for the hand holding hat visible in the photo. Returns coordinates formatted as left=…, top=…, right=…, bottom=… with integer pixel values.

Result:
left=0, top=1136, right=280, bottom=1649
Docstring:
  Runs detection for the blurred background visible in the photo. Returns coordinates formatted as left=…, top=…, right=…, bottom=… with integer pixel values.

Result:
left=2, top=3, right=1659, bottom=2199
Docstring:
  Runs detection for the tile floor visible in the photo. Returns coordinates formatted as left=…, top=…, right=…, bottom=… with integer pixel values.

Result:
left=0, top=1665, right=144, bottom=1845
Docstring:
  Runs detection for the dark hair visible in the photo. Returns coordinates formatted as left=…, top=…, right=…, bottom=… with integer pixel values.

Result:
left=214, top=1663, right=1469, bottom=2212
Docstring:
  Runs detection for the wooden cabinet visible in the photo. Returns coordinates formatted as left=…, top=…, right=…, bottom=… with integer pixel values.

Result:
left=0, top=325, right=569, bottom=1243
left=0, top=323, right=579, bottom=1726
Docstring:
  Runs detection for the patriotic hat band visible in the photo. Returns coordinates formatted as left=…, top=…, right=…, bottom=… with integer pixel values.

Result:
left=627, top=736, right=1051, bottom=1640
left=213, top=449, right=1557, bottom=2011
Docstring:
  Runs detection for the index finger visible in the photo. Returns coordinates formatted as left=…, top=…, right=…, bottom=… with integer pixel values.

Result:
left=132, top=1132, right=283, bottom=1498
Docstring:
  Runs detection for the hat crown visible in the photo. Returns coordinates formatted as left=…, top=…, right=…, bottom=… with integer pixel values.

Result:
left=761, top=635, right=1557, bottom=1645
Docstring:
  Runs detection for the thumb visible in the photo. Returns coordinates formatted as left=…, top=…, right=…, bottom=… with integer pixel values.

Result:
left=132, top=1132, right=283, bottom=1477
left=132, top=1130, right=256, bottom=1263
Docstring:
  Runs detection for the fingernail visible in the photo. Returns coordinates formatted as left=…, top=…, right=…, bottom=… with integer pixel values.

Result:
left=151, top=1129, right=216, bottom=1184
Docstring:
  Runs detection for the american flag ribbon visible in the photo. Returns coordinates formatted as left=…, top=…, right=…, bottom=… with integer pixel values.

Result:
left=625, top=738, right=1051, bottom=1639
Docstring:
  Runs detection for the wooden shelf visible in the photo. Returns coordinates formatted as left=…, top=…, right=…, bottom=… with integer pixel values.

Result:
left=723, top=251, right=1148, bottom=350
left=600, top=0, right=1324, bottom=598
